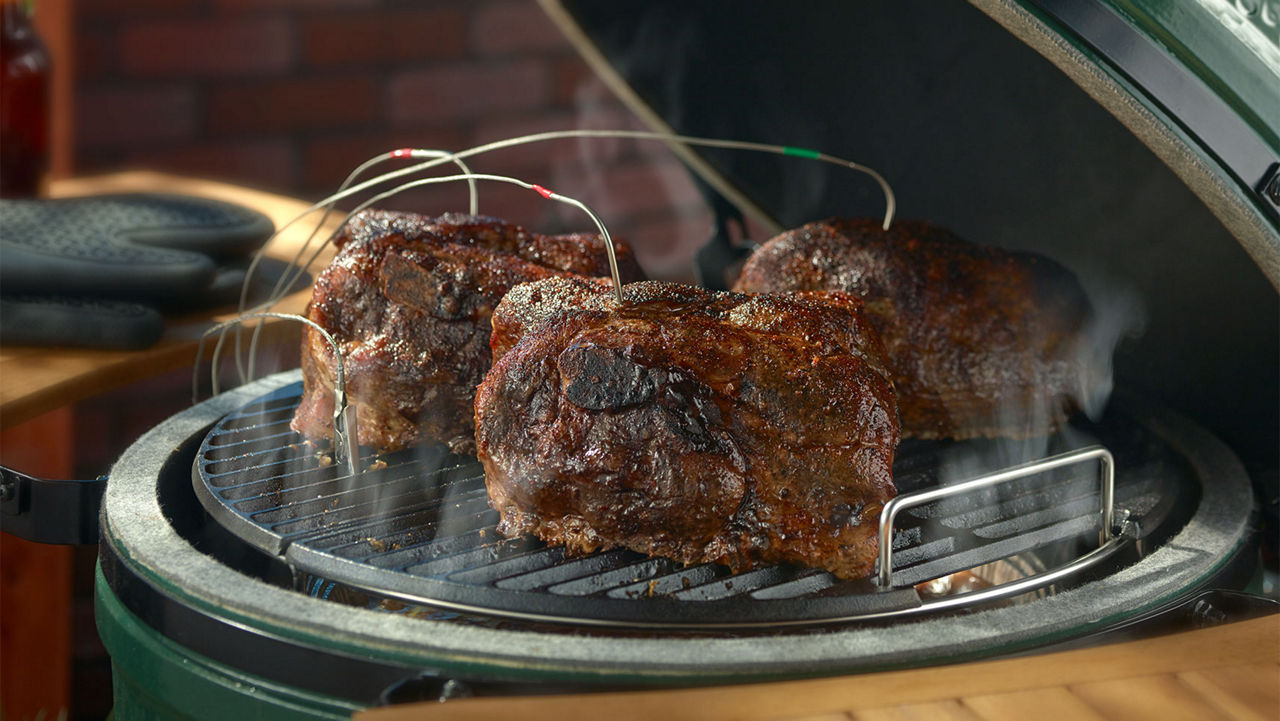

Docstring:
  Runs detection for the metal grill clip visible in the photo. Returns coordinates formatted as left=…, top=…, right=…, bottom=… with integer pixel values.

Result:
left=197, top=312, right=361, bottom=478
left=876, top=446, right=1129, bottom=600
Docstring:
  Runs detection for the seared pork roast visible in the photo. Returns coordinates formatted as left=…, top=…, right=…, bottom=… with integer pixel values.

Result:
left=291, top=211, right=644, bottom=454
left=734, top=218, right=1091, bottom=440
left=475, top=279, right=900, bottom=579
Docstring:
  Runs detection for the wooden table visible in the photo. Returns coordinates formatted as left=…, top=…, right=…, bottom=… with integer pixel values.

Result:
left=0, top=171, right=336, bottom=720
left=0, top=171, right=337, bottom=430
left=357, top=615, right=1279, bottom=721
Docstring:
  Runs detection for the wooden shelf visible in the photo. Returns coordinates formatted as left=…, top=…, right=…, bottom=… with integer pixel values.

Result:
left=0, top=172, right=337, bottom=429
left=357, top=615, right=1279, bottom=721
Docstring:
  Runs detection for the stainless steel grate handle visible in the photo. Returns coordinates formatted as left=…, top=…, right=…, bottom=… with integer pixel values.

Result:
left=876, top=446, right=1126, bottom=590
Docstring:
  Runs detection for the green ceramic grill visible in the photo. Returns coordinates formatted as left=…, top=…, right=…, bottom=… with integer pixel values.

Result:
left=84, top=2, right=1278, bottom=718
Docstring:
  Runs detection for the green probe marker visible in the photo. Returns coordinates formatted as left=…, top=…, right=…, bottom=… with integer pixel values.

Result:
left=783, top=146, right=822, bottom=160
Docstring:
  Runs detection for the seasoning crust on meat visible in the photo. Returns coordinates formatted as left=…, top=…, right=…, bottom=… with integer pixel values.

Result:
left=291, top=211, right=644, bottom=454
left=476, top=279, right=900, bottom=579
left=734, top=218, right=1090, bottom=440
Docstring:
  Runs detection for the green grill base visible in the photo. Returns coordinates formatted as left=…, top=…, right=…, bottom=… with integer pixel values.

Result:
left=95, top=564, right=362, bottom=721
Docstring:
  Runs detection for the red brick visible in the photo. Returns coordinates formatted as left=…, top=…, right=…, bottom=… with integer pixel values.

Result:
left=370, top=182, right=543, bottom=221
left=469, top=111, right=593, bottom=174
left=474, top=180, right=563, bottom=228
left=363, top=185, right=449, bottom=215
left=618, top=210, right=711, bottom=283
left=541, top=73, right=661, bottom=155
left=372, top=179, right=555, bottom=227
left=631, top=128, right=690, bottom=160
left=549, top=74, right=703, bottom=164
left=551, top=157, right=703, bottom=220
left=127, top=139, right=298, bottom=191
left=471, top=1, right=568, bottom=56
left=301, top=127, right=470, bottom=196
left=471, top=105, right=639, bottom=161
left=215, top=0, right=377, bottom=11
left=387, top=61, right=549, bottom=126
left=302, top=9, right=466, bottom=67
left=352, top=170, right=555, bottom=224
left=552, top=57, right=596, bottom=107
left=119, top=18, right=294, bottom=77
left=76, top=85, right=198, bottom=148
left=75, top=29, right=117, bottom=83
left=207, top=76, right=379, bottom=134
left=74, top=150, right=126, bottom=175
left=567, top=101, right=689, bottom=162
left=78, top=0, right=203, bottom=19
left=536, top=200, right=708, bottom=282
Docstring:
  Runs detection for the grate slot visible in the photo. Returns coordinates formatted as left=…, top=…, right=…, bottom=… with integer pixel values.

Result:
left=206, top=416, right=296, bottom=446
left=349, top=527, right=496, bottom=569
left=494, top=550, right=636, bottom=591
left=546, top=557, right=675, bottom=597
left=204, top=454, right=335, bottom=486
left=301, top=509, right=448, bottom=554
left=887, top=537, right=956, bottom=569
left=891, top=526, right=922, bottom=549
left=242, top=469, right=483, bottom=524
left=216, top=467, right=337, bottom=502
left=607, top=564, right=727, bottom=599
left=971, top=495, right=1102, bottom=539
left=890, top=515, right=1098, bottom=587
left=202, top=433, right=311, bottom=462
left=192, top=379, right=1189, bottom=628
left=224, top=462, right=418, bottom=509
left=410, top=536, right=544, bottom=578
left=671, top=566, right=792, bottom=601
left=273, top=488, right=492, bottom=542
left=906, top=470, right=1086, bottom=520
left=889, top=448, right=940, bottom=479
left=445, top=546, right=568, bottom=585
left=931, top=477, right=1097, bottom=529
left=217, top=400, right=299, bottom=430
left=749, top=570, right=837, bottom=600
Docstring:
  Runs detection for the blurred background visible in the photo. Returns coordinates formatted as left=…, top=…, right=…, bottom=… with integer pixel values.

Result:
left=4, top=1, right=713, bottom=718
left=70, top=0, right=711, bottom=280
left=6, top=1, right=1275, bottom=718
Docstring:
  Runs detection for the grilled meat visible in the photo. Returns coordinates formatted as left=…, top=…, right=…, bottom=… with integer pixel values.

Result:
left=291, top=211, right=644, bottom=454
left=734, top=218, right=1090, bottom=440
left=476, top=279, right=899, bottom=579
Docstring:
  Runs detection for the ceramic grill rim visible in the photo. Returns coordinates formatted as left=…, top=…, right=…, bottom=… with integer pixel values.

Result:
left=101, top=370, right=1254, bottom=683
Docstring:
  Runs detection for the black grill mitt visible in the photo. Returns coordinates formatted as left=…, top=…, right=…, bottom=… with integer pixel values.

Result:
left=0, top=193, right=276, bottom=349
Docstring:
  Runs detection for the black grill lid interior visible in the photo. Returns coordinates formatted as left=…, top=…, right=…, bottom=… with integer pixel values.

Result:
left=549, top=0, right=1278, bottom=476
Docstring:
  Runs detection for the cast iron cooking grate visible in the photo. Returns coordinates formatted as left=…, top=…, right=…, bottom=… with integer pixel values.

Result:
left=192, top=382, right=1191, bottom=628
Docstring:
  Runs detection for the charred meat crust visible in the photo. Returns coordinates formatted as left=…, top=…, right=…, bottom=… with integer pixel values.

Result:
left=290, top=210, right=645, bottom=454
left=476, top=279, right=900, bottom=579
left=734, top=218, right=1091, bottom=440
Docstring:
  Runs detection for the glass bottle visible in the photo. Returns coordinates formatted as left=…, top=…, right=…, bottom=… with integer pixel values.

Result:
left=0, top=0, right=50, bottom=198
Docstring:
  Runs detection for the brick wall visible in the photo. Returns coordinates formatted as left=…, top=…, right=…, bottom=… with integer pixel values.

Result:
left=59, top=7, right=722, bottom=718
left=74, top=0, right=712, bottom=281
